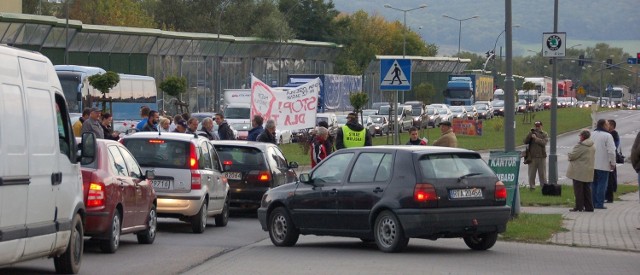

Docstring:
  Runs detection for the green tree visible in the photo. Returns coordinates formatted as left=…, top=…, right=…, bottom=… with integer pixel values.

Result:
left=349, top=92, right=369, bottom=124
left=159, top=76, right=188, bottom=114
left=279, top=0, right=339, bottom=41
left=88, top=71, right=120, bottom=111
left=70, top=0, right=154, bottom=28
left=522, top=81, right=536, bottom=91
left=413, top=82, right=437, bottom=104
left=22, top=0, right=57, bottom=16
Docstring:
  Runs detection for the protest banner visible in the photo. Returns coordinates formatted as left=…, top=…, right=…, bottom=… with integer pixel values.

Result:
left=250, top=75, right=320, bottom=131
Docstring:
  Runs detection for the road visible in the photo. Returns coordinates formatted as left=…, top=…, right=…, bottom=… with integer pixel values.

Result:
left=483, top=109, right=640, bottom=186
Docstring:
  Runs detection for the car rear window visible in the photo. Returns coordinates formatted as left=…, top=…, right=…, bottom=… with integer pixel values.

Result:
left=214, top=145, right=267, bottom=171
left=122, top=139, right=190, bottom=169
left=418, top=153, right=495, bottom=179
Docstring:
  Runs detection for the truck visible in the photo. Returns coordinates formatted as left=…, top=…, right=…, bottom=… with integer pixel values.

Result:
left=523, top=76, right=553, bottom=97
left=285, top=74, right=363, bottom=113
left=557, top=79, right=575, bottom=98
left=608, top=85, right=630, bottom=108
left=443, top=74, right=494, bottom=106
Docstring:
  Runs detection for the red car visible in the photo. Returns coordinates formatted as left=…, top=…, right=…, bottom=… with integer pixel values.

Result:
left=79, top=138, right=157, bottom=253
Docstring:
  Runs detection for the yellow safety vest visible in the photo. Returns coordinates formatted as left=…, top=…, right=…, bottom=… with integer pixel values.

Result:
left=342, top=125, right=366, bottom=148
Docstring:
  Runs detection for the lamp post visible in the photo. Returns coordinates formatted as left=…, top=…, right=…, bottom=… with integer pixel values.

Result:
left=215, top=0, right=231, bottom=113
left=384, top=3, right=427, bottom=145
left=491, top=25, right=519, bottom=83
left=442, top=14, right=479, bottom=55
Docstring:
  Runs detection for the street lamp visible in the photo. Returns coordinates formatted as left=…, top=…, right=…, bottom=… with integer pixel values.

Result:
left=383, top=3, right=427, bottom=145
left=568, top=44, right=582, bottom=49
left=442, top=14, right=479, bottom=55
left=216, top=0, right=231, bottom=112
left=491, top=25, right=519, bottom=81
left=384, top=4, right=428, bottom=57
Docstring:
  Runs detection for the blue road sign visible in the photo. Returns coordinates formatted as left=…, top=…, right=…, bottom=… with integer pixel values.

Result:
left=380, top=59, right=411, bottom=91
left=628, top=57, right=638, bottom=64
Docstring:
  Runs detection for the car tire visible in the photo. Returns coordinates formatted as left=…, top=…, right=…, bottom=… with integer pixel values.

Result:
left=463, top=232, right=498, bottom=251
left=268, top=207, right=299, bottom=247
left=137, top=205, right=157, bottom=244
left=99, top=210, right=122, bottom=253
left=214, top=195, right=229, bottom=227
left=54, top=213, right=83, bottom=274
left=191, top=202, right=208, bottom=234
left=374, top=210, right=409, bottom=253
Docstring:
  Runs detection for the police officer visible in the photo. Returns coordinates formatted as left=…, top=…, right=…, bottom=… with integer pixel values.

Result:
left=336, top=112, right=372, bottom=150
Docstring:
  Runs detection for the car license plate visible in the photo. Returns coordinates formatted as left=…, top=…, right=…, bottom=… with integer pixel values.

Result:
left=224, top=172, right=242, bottom=180
left=152, top=179, right=172, bottom=189
left=449, top=188, right=483, bottom=199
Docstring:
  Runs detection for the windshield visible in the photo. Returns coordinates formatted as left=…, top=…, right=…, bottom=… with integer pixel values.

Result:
left=475, top=105, right=487, bottom=110
left=224, top=107, right=250, bottom=119
left=493, top=101, right=504, bottom=107
left=58, top=77, right=82, bottom=113
left=230, top=123, right=251, bottom=131
left=316, top=117, right=329, bottom=124
left=610, top=90, right=623, bottom=98
left=464, top=106, right=474, bottom=111
left=370, top=116, right=384, bottom=123
left=411, top=108, right=422, bottom=116
left=426, top=108, right=435, bottom=115
left=437, top=108, right=447, bottom=114
left=448, top=90, right=472, bottom=98
left=450, top=106, right=464, bottom=112
left=378, top=106, right=390, bottom=115
left=214, top=145, right=267, bottom=172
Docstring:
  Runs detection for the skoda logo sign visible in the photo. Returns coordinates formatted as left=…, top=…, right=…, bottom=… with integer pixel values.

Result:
left=546, top=35, right=562, bottom=51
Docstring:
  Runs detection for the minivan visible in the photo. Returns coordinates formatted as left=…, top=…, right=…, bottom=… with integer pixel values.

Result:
left=0, top=45, right=95, bottom=273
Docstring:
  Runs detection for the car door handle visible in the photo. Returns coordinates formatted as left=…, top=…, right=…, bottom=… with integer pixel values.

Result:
left=373, top=187, right=384, bottom=193
left=50, top=172, right=62, bottom=186
left=329, top=188, right=338, bottom=195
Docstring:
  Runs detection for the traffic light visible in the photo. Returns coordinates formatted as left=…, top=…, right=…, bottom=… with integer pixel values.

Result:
left=485, top=50, right=495, bottom=60
left=606, top=58, right=613, bottom=69
left=578, top=54, right=584, bottom=66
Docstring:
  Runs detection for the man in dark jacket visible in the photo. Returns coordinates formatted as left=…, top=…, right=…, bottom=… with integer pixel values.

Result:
left=248, top=115, right=264, bottom=141
left=215, top=113, right=235, bottom=140
left=523, top=121, right=549, bottom=190
left=141, top=110, right=159, bottom=132
left=257, top=119, right=277, bottom=144
left=336, top=112, right=372, bottom=150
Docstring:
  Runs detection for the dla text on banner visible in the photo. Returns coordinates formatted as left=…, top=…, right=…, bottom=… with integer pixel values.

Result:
left=250, top=75, right=320, bottom=131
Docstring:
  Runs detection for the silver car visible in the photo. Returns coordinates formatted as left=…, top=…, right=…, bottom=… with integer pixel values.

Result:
left=121, top=132, right=230, bottom=233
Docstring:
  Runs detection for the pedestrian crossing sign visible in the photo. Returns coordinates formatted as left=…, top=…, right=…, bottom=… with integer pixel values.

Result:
left=380, top=59, right=411, bottom=91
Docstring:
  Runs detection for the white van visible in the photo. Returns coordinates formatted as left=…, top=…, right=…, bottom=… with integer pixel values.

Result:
left=0, top=45, right=95, bottom=273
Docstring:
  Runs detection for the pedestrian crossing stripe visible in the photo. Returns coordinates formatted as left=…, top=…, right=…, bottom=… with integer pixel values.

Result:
left=380, top=59, right=411, bottom=91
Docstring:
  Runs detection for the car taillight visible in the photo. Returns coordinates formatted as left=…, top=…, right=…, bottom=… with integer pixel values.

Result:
left=414, top=183, right=437, bottom=202
left=223, top=160, right=232, bottom=165
left=191, top=172, right=202, bottom=190
left=189, top=143, right=198, bottom=170
left=87, top=182, right=105, bottom=207
left=248, top=170, right=271, bottom=183
left=258, top=171, right=271, bottom=182
left=495, top=181, right=507, bottom=201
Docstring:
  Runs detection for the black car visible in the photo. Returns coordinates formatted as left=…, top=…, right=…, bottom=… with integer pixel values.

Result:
left=258, top=146, right=510, bottom=253
left=211, top=141, right=298, bottom=211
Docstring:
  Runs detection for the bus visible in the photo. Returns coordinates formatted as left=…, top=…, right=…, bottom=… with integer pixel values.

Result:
left=56, top=65, right=158, bottom=131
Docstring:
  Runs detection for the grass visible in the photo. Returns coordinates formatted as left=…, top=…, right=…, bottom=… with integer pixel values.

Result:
left=500, top=213, right=567, bottom=243
left=519, top=183, right=639, bottom=207
left=281, top=108, right=593, bottom=166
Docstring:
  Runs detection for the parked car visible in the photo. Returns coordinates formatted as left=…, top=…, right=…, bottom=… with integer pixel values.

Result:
left=367, top=115, right=390, bottom=136
left=275, top=129, right=293, bottom=144
left=517, top=99, right=527, bottom=113
left=121, top=132, right=230, bottom=233
left=258, top=146, right=510, bottom=252
left=336, top=114, right=349, bottom=127
left=79, top=138, right=157, bottom=253
left=492, top=100, right=505, bottom=116
left=362, top=109, right=378, bottom=117
left=424, top=106, right=442, bottom=128
left=435, top=106, right=452, bottom=123
left=449, top=106, right=468, bottom=120
left=475, top=101, right=493, bottom=115
left=230, top=122, right=251, bottom=140
left=463, top=105, right=478, bottom=120
left=474, top=104, right=492, bottom=119
left=410, top=106, right=424, bottom=127
left=211, top=141, right=298, bottom=211
left=191, top=112, right=217, bottom=122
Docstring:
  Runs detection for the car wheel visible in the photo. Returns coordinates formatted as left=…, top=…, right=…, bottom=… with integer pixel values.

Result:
left=214, top=195, right=229, bottom=227
left=54, top=213, right=83, bottom=274
left=137, top=205, right=157, bottom=244
left=374, top=210, right=409, bottom=253
left=191, top=202, right=208, bottom=234
left=268, top=207, right=299, bottom=247
left=463, top=232, right=498, bottom=250
left=99, top=210, right=122, bottom=253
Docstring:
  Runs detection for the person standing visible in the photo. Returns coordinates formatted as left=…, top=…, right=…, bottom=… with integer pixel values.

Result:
left=200, top=117, right=219, bottom=140
left=567, top=129, right=596, bottom=212
left=605, top=119, right=619, bottom=203
left=141, top=110, right=159, bottom=132
left=311, top=126, right=329, bottom=168
left=172, top=119, right=187, bottom=133
left=523, top=121, right=548, bottom=190
left=432, top=121, right=457, bottom=147
left=406, top=127, right=427, bottom=145
left=257, top=119, right=277, bottom=145
left=317, top=121, right=334, bottom=154
left=136, top=106, right=150, bottom=131
left=336, top=112, right=372, bottom=150
left=215, top=113, right=235, bottom=140
left=630, top=131, right=640, bottom=208
left=185, top=117, right=199, bottom=134
left=248, top=115, right=264, bottom=141
left=591, top=119, right=616, bottom=210
left=81, top=107, right=104, bottom=139
left=100, top=112, right=120, bottom=141
left=73, top=108, right=91, bottom=137
left=158, top=117, right=171, bottom=132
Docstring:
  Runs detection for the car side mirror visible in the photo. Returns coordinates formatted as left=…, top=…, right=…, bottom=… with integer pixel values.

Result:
left=144, top=170, right=155, bottom=180
left=289, top=161, right=299, bottom=169
left=299, top=173, right=311, bottom=183
left=79, top=132, right=96, bottom=165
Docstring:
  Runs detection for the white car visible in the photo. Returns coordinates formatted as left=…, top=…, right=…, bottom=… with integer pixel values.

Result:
left=275, top=129, right=293, bottom=144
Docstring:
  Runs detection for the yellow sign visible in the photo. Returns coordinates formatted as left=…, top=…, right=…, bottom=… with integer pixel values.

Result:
left=577, top=86, right=585, bottom=95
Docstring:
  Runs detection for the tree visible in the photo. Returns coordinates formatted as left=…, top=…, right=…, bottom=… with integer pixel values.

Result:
left=69, top=0, right=154, bottom=28
left=413, top=82, right=437, bottom=104
left=349, top=92, right=369, bottom=124
left=522, top=81, right=536, bottom=91
left=23, top=0, right=57, bottom=16
left=159, top=76, right=188, bottom=114
left=88, top=71, right=120, bottom=111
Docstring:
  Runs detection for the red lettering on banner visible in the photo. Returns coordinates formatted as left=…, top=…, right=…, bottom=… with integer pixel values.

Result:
left=284, top=114, right=306, bottom=126
left=281, top=98, right=317, bottom=113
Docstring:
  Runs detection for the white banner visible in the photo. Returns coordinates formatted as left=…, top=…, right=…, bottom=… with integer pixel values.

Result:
left=251, top=75, right=320, bottom=131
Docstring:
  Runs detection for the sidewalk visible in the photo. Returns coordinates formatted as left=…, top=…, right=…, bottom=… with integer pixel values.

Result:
left=521, top=191, right=640, bottom=252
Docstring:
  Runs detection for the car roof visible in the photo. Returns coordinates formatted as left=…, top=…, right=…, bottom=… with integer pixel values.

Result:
left=337, top=145, right=479, bottom=155
left=210, top=140, right=275, bottom=150
left=122, top=131, right=205, bottom=142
